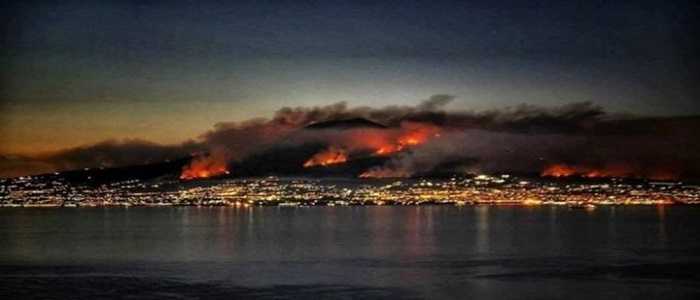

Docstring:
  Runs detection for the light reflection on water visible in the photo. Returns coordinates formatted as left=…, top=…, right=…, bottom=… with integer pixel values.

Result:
left=1, top=206, right=700, bottom=299
left=475, top=205, right=490, bottom=254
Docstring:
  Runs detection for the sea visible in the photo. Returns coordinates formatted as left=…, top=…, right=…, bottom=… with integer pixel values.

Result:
left=1, top=205, right=699, bottom=299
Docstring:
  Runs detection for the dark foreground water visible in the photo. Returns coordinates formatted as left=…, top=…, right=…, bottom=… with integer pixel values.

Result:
left=1, top=206, right=699, bottom=299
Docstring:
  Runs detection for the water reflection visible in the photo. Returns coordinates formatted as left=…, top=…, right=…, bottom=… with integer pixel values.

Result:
left=368, top=207, right=390, bottom=257
left=475, top=205, right=490, bottom=254
left=657, top=205, right=667, bottom=244
left=548, top=206, right=561, bottom=252
left=606, top=206, right=618, bottom=254
left=1, top=206, right=699, bottom=278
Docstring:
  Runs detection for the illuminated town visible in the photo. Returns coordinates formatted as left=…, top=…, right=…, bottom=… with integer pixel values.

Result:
left=1, top=174, right=698, bottom=208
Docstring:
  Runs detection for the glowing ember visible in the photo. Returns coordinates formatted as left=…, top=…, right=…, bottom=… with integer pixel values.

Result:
left=303, top=147, right=348, bottom=167
left=399, top=136, right=421, bottom=146
left=375, top=145, right=402, bottom=156
left=180, top=154, right=230, bottom=180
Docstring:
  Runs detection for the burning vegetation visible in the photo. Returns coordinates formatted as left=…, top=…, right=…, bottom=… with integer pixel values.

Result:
left=541, top=164, right=579, bottom=177
left=373, top=125, right=440, bottom=156
left=541, top=163, right=679, bottom=181
left=20, top=96, right=698, bottom=181
left=303, top=147, right=348, bottom=168
left=180, top=153, right=230, bottom=180
left=301, top=122, right=441, bottom=170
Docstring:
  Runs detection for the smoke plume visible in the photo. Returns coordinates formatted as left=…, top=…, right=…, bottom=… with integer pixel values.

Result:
left=2, top=95, right=699, bottom=180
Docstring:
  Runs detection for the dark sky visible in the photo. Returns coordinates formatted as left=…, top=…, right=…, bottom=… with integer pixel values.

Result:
left=1, top=0, right=699, bottom=154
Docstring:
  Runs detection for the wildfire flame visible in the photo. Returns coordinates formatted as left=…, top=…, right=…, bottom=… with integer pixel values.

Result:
left=180, top=154, right=230, bottom=180
left=373, top=123, right=440, bottom=156
left=541, top=163, right=679, bottom=181
left=541, top=164, right=578, bottom=177
left=303, top=147, right=348, bottom=168
left=375, top=145, right=402, bottom=155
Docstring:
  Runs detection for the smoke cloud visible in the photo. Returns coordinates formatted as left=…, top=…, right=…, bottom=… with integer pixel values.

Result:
left=2, top=95, right=699, bottom=180
left=0, top=139, right=203, bottom=177
left=361, top=129, right=700, bottom=180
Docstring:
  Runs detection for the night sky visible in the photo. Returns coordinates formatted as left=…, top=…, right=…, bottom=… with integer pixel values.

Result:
left=1, top=0, right=699, bottom=156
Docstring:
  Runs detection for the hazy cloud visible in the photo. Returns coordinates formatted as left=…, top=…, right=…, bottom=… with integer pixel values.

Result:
left=2, top=95, right=699, bottom=180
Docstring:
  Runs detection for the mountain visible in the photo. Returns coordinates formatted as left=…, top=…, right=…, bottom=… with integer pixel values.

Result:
left=19, top=119, right=391, bottom=184
left=231, top=143, right=390, bottom=178
left=38, top=157, right=191, bottom=185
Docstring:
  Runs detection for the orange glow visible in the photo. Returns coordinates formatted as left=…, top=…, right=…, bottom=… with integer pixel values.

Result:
left=372, top=123, right=441, bottom=156
left=541, top=164, right=578, bottom=177
left=312, top=122, right=441, bottom=157
left=303, top=147, right=348, bottom=167
left=522, top=198, right=543, bottom=206
left=375, top=145, right=402, bottom=155
left=541, top=163, right=679, bottom=180
left=541, top=163, right=632, bottom=178
left=180, top=154, right=230, bottom=180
